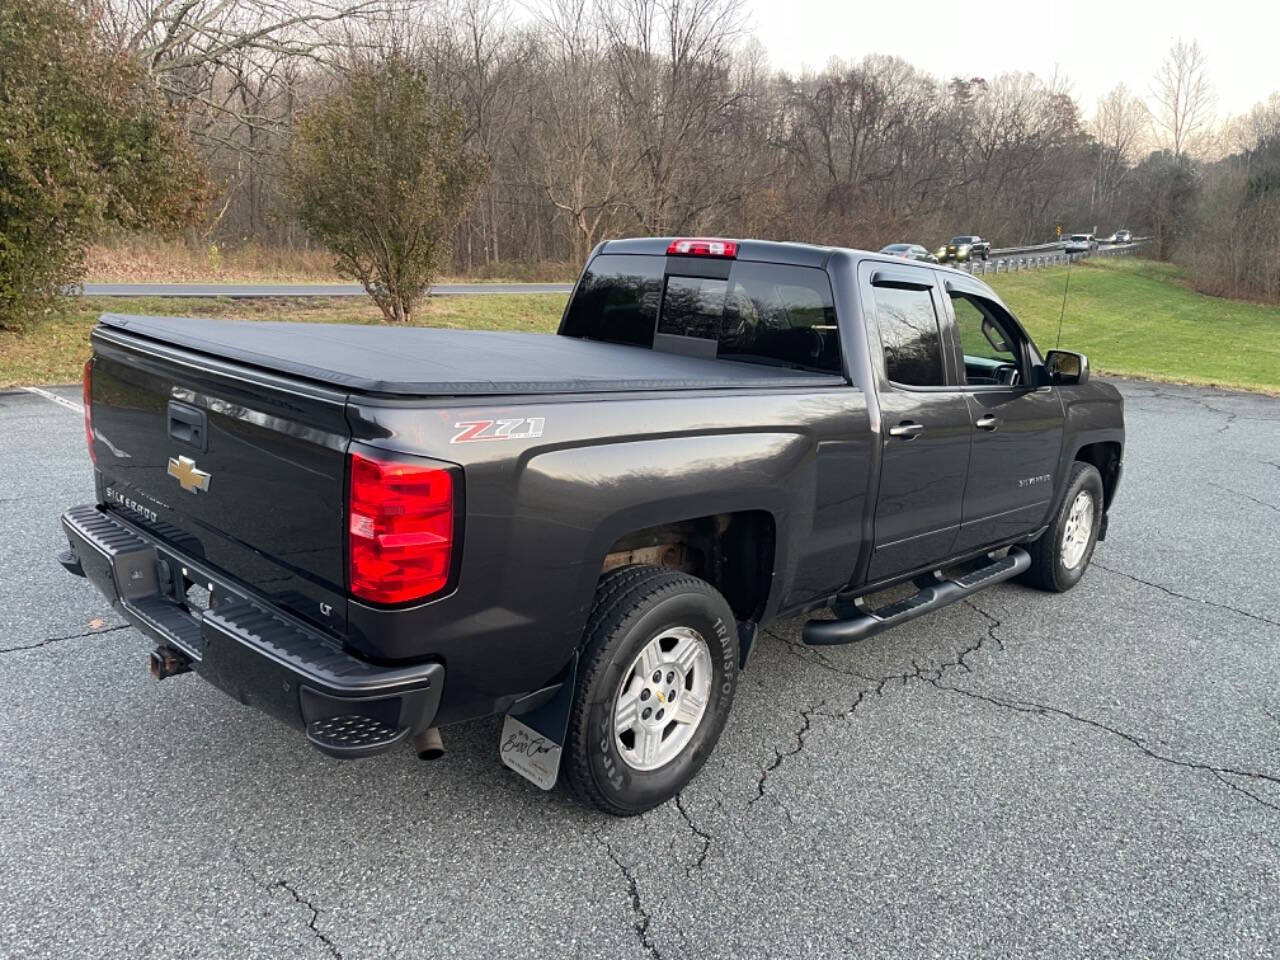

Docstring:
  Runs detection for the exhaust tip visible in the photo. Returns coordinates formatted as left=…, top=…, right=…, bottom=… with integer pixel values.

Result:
left=413, top=727, right=444, bottom=761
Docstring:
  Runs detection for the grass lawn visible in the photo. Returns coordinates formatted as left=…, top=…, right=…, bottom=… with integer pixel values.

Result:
left=987, top=258, right=1280, bottom=393
left=2, top=258, right=1277, bottom=392
left=83, top=239, right=577, bottom=285
left=0, top=294, right=569, bottom=388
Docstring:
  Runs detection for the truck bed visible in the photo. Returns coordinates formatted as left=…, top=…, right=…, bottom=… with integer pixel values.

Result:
left=98, top=314, right=846, bottom=396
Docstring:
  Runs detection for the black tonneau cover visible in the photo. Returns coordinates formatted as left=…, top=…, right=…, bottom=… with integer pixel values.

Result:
left=97, top=314, right=845, bottom=396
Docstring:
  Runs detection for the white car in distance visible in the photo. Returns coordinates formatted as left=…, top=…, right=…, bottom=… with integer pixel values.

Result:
left=1063, top=233, right=1096, bottom=254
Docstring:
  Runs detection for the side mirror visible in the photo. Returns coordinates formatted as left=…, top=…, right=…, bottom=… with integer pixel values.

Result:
left=980, top=317, right=1009, bottom=353
left=1044, top=349, right=1090, bottom=386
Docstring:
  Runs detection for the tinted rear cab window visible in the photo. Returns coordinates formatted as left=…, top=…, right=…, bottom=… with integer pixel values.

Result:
left=561, top=254, right=663, bottom=347
left=871, top=285, right=945, bottom=386
left=561, top=254, right=841, bottom=373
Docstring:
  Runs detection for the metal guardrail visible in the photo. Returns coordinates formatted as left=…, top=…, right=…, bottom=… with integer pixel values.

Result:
left=988, top=241, right=1066, bottom=257
left=957, top=239, right=1152, bottom=276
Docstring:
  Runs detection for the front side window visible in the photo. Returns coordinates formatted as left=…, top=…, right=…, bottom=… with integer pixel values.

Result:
left=951, top=292, right=1024, bottom=386
left=872, top=285, right=945, bottom=387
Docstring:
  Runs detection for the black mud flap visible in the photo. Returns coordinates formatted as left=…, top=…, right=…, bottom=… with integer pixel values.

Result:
left=499, top=654, right=578, bottom=791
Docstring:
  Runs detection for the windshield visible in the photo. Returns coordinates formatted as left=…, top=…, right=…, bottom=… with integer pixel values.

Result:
left=1070, top=235, right=1088, bottom=242
left=951, top=237, right=976, bottom=244
left=881, top=244, right=909, bottom=252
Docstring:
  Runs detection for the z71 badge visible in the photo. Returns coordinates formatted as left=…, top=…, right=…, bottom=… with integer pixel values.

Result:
left=451, top=417, right=545, bottom=444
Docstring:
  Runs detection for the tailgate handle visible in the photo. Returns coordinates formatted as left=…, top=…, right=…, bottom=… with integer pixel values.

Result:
left=167, top=401, right=208, bottom=452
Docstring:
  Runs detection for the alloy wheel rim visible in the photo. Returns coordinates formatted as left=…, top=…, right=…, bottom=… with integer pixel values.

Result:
left=1060, top=490, right=1095, bottom=570
left=612, top=626, right=713, bottom=772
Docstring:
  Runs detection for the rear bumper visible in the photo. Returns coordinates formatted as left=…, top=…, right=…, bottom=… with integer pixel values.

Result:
left=59, top=504, right=443, bottom=759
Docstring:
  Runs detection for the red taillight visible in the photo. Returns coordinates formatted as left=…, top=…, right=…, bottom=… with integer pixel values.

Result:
left=347, top=450, right=455, bottom=605
left=82, top=359, right=97, bottom=466
left=667, top=238, right=738, bottom=258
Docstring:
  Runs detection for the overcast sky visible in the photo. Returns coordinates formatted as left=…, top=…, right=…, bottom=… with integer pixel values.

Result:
left=745, top=0, right=1278, bottom=119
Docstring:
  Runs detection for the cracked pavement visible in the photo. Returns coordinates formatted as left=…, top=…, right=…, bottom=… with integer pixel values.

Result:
left=1, top=378, right=1278, bottom=959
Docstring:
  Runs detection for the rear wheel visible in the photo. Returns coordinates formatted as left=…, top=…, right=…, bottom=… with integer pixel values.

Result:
left=564, top=565, right=739, bottom=815
left=1021, top=461, right=1104, bottom=592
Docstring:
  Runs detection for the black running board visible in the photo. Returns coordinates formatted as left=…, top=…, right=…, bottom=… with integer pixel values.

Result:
left=802, top=547, right=1031, bottom=646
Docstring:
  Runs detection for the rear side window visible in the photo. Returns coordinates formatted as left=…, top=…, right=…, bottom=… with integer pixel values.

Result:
left=872, top=285, right=945, bottom=386
left=561, top=254, right=662, bottom=347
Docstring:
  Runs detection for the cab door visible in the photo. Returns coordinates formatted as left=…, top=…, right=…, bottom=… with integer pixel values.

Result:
left=860, top=263, right=973, bottom=583
left=942, top=281, right=1065, bottom=552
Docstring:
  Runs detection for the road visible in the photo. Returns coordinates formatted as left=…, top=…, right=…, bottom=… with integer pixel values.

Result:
left=1, top=379, right=1277, bottom=959
left=80, top=281, right=574, bottom=297
left=77, top=244, right=1141, bottom=298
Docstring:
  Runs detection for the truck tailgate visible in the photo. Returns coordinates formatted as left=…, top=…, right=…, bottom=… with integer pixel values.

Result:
left=88, top=325, right=351, bottom=634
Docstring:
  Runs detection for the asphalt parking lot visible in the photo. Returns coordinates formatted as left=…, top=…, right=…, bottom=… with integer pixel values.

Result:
left=1, top=378, right=1277, bottom=959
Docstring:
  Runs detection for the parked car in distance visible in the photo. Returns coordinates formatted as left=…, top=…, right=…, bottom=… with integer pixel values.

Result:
left=59, top=235, right=1124, bottom=815
left=1114, top=229, right=1132, bottom=243
left=1063, top=233, right=1097, bottom=254
left=943, top=235, right=991, bottom=262
left=879, top=243, right=938, bottom=263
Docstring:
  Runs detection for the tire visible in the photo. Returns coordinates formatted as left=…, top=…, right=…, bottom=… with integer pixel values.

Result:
left=564, top=565, right=739, bottom=816
left=1020, top=461, right=1104, bottom=592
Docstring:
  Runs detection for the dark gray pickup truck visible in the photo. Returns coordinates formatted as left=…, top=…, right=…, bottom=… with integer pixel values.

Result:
left=59, top=236, right=1124, bottom=814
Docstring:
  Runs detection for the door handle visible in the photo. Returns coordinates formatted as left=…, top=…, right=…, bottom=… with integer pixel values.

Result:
left=167, top=401, right=208, bottom=451
left=975, top=415, right=1001, bottom=431
left=888, top=421, right=925, bottom=439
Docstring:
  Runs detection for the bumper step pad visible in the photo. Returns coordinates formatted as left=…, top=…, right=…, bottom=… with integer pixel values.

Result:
left=306, top=715, right=411, bottom=758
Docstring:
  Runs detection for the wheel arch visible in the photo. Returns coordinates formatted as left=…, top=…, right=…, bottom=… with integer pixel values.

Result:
left=1072, top=440, right=1122, bottom=509
left=600, top=510, right=777, bottom=624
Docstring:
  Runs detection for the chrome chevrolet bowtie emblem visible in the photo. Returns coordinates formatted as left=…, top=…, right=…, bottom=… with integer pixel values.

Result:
left=167, top=455, right=211, bottom=494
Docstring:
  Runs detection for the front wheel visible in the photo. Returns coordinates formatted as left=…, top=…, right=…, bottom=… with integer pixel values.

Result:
left=1020, top=461, right=1104, bottom=592
left=564, top=565, right=739, bottom=815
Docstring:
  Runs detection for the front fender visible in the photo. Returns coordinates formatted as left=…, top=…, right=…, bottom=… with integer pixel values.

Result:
left=1055, top=379, right=1125, bottom=506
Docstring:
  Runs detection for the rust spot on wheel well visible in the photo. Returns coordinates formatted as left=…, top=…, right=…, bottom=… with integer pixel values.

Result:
left=603, top=512, right=775, bottom=621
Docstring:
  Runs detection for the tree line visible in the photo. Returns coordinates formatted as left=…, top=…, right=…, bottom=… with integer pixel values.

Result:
left=161, top=0, right=1123, bottom=263
left=3, top=0, right=1278, bottom=329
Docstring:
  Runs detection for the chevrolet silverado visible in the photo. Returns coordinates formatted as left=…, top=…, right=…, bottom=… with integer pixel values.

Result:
left=58, top=236, right=1124, bottom=814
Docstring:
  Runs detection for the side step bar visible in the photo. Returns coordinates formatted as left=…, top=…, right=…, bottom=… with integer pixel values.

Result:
left=802, top=547, right=1031, bottom=646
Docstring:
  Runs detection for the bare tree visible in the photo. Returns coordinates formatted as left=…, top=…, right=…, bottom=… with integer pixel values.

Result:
left=604, top=0, right=748, bottom=233
left=1150, top=39, right=1214, bottom=160
left=101, top=0, right=385, bottom=85
left=420, top=0, right=527, bottom=265
left=1092, top=84, right=1148, bottom=219
left=527, top=0, right=628, bottom=263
